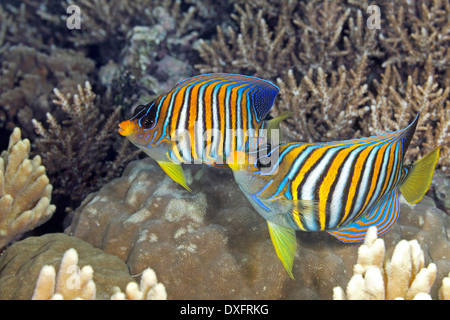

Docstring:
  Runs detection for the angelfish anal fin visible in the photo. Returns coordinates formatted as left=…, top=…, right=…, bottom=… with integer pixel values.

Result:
left=267, top=221, right=297, bottom=279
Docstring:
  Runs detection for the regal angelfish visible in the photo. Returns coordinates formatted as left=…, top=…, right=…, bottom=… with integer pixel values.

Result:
left=119, top=73, right=287, bottom=191
left=228, top=114, right=440, bottom=278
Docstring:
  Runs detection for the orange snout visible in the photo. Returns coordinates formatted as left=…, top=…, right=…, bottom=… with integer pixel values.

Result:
left=118, top=120, right=135, bottom=136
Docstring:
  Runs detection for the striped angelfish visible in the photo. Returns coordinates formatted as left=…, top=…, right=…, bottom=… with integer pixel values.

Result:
left=228, top=114, right=440, bottom=278
left=119, top=73, right=288, bottom=191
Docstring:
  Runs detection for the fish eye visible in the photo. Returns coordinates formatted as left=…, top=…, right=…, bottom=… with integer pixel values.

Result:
left=141, top=114, right=155, bottom=129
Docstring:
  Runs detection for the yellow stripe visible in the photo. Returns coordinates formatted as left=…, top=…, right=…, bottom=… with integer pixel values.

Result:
left=217, top=83, right=227, bottom=158
left=204, top=81, right=214, bottom=161
left=188, top=81, right=201, bottom=160
left=358, top=142, right=390, bottom=214
left=317, top=144, right=360, bottom=230
left=291, top=210, right=306, bottom=231
left=230, top=83, right=247, bottom=155
left=291, top=145, right=337, bottom=201
left=341, top=139, right=386, bottom=223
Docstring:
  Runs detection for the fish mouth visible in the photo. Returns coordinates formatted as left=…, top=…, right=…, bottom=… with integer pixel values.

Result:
left=118, top=120, right=133, bottom=136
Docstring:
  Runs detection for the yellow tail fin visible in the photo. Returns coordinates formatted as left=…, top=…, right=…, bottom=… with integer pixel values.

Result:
left=399, top=146, right=440, bottom=205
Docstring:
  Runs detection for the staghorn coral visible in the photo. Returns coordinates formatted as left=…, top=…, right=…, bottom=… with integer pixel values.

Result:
left=32, top=247, right=166, bottom=300
left=380, top=0, right=450, bottom=81
left=32, top=248, right=96, bottom=300
left=0, top=128, right=55, bottom=250
left=273, top=54, right=371, bottom=142
left=67, top=158, right=450, bottom=299
left=32, top=81, right=140, bottom=209
left=333, top=227, right=449, bottom=300
left=440, top=272, right=450, bottom=300
left=274, top=53, right=449, bottom=173
left=195, top=0, right=383, bottom=80
left=365, top=61, right=450, bottom=171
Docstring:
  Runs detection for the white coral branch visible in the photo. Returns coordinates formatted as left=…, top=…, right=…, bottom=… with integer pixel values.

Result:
left=0, top=128, right=55, bottom=249
left=333, top=226, right=445, bottom=300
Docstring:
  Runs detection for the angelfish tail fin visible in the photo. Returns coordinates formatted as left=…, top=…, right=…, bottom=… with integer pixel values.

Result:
left=398, top=146, right=440, bottom=205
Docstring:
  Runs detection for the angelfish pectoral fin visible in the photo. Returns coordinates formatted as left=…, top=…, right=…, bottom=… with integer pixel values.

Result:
left=267, top=221, right=297, bottom=279
left=266, top=111, right=292, bottom=141
left=157, top=161, right=192, bottom=192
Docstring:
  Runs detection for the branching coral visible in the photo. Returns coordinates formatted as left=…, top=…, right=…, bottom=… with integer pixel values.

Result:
left=110, top=268, right=167, bottom=300
left=0, top=128, right=55, bottom=249
left=32, top=81, right=140, bottom=207
left=365, top=58, right=450, bottom=170
left=380, top=0, right=450, bottom=81
left=195, top=0, right=383, bottom=79
left=31, top=247, right=166, bottom=300
left=32, top=248, right=96, bottom=300
left=333, top=227, right=449, bottom=300
left=196, top=3, right=296, bottom=79
left=273, top=54, right=371, bottom=142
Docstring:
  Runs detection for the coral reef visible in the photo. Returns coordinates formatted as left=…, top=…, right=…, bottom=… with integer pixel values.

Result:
left=0, top=0, right=448, bottom=301
left=31, top=81, right=140, bottom=207
left=333, top=227, right=442, bottom=300
left=67, top=159, right=450, bottom=299
left=273, top=55, right=371, bottom=143
left=0, top=128, right=55, bottom=250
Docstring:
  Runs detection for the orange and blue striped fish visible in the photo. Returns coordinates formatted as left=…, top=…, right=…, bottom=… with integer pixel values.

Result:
left=228, top=114, right=440, bottom=278
left=119, top=73, right=287, bottom=191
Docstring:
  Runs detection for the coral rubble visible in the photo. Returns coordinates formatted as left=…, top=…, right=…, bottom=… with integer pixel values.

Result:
left=0, top=128, right=55, bottom=249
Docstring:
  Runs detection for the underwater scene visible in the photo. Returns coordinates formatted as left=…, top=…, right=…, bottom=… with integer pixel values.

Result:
left=0, top=0, right=449, bottom=301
